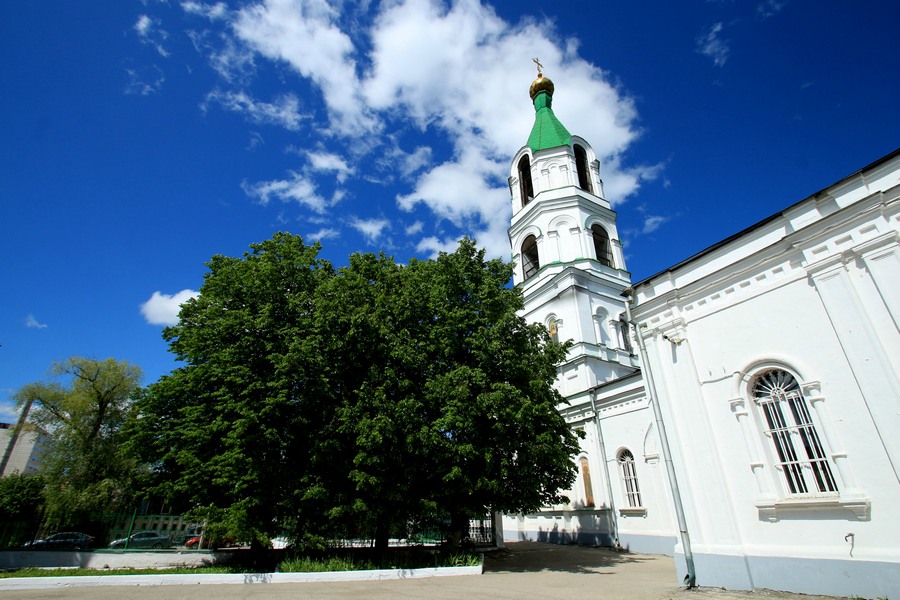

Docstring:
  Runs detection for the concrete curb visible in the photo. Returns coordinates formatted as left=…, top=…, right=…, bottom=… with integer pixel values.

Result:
left=0, top=563, right=483, bottom=590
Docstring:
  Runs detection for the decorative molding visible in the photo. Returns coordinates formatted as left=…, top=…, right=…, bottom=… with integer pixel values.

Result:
left=754, top=493, right=871, bottom=522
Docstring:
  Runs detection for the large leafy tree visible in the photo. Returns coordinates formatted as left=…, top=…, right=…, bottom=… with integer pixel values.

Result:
left=130, top=233, right=335, bottom=546
left=14, top=357, right=143, bottom=529
left=134, top=233, right=579, bottom=548
left=312, top=240, right=579, bottom=547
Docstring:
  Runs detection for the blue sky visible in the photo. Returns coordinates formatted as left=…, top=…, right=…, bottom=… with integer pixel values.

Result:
left=2, top=0, right=898, bottom=421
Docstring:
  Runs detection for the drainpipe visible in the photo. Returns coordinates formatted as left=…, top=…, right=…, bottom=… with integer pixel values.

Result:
left=622, top=288, right=696, bottom=588
left=589, top=389, right=621, bottom=550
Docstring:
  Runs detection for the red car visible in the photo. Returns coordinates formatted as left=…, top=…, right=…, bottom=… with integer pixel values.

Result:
left=185, top=535, right=235, bottom=549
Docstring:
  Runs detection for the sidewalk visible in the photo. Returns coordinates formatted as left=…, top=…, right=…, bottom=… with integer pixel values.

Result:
left=1, top=541, right=843, bottom=600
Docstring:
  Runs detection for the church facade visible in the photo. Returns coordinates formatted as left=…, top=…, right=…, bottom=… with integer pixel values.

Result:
left=501, top=71, right=900, bottom=598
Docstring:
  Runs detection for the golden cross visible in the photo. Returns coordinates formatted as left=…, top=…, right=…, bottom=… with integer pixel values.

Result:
left=532, top=57, right=543, bottom=76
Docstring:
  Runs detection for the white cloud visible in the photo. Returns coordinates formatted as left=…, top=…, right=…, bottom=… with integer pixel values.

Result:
left=756, top=0, right=788, bottom=19
left=125, top=65, right=165, bottom=95
left=134, top=14, right=170, bottom=58
left=25, top=314, right=48, bottom=329
left=242, top=171, right=328, bottom=212
left=141, top=290, right=200, bottom=326
left=642, top=215, right=669, bottom=234
left=696, top=22, right=730, bottom=67
left=306, top=227, right=341, bottom=241
left=169, top=0, right=651, bottom=259
left=204, top=89, right=307, bottom=130
left=232, top=0, right=379, bottom=136
left=306, top=150, right=354, bottom=183
left=349, top=216, right=391, bottom=245
left=405, top=221, right=424, bottom=235
left=181, top=1, right=228, bottom=20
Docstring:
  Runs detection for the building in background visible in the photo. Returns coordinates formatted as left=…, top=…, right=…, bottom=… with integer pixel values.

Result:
left=502, top=70, right=900, bottom=598
left=0, top=422, right=50, bottom=476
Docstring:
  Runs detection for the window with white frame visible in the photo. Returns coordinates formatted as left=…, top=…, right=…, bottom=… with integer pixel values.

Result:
left=617, top=449, right=642, bottom=507
left=752, top=369, right=838, bottom=495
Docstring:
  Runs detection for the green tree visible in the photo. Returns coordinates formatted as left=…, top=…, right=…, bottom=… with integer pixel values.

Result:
left=312, top=239, right=579, bottom=547
left=134, top=233, right=579, bottom=548
left=130, top=233, right=335, bottom=546
left=0, top=474, right=45, bottom=548
left=14, top=357, right=143, bottom=529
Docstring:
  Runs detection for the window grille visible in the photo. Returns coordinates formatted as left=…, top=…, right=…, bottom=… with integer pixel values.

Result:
left=618, top=449, right=642, bottom=507
left=752, top=369, right=837, bottom=495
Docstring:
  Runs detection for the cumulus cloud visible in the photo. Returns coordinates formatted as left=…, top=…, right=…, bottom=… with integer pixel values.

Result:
left=349, top=216, right=391, bottom=245
left=696, top=22, right=730, bottom=67
left=405, top=221, right=424, bottom=235
left=141, top=290, right=200, bottom=326
left=232, top=0, right=379, bottom=136
left=242, top=171, right=328, bottom=212
left=169, top=0, right=652, bottom=258
left=306, top=150, right=354, bottom=183
left=25, top=314, right=48, bottom=329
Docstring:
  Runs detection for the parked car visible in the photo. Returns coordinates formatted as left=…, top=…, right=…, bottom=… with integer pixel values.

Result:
left=22, top=532, right=95, bottom=550
left=108, top=531, right=172, bottom=549
left=184, top=535, right=236, bottom=549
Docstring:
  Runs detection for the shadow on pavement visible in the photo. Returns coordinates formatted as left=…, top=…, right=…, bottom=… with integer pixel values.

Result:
left=485, top=541, right=656, bottom=575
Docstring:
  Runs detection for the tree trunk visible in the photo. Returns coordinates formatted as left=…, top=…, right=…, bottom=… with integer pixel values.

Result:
left=446, top=512, right=469, bottom=550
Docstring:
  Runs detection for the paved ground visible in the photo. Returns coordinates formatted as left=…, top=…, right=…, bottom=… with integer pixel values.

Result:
left=2, top=542, right=844, bottom=600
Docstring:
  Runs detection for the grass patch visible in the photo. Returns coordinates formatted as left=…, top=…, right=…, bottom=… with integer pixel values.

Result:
left=278, top=550, right=481, bottom=572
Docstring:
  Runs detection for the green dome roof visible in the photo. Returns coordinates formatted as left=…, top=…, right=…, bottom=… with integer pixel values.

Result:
left=526, top=75, right=571, bottom=152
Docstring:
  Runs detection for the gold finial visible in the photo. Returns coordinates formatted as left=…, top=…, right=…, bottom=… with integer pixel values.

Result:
left=529, top=57, right=553, bottom=100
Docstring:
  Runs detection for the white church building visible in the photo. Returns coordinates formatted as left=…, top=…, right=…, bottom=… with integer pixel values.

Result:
left=501, top=71, right=900, bottom=598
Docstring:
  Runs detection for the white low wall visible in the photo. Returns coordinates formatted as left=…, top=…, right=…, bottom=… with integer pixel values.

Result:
left=0, top=563, right=483, bottom=590
left=0, top=550, right=225, bottom=570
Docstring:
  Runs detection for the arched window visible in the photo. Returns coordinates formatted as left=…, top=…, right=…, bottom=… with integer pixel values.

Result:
left=518, top=155, right=534, bottom=205
left=594, top=309, right=610, bottom=346
left=574, top=144, right=593, bottom=194
left=752, top=369, right=837, bottom=495
left=617, top=449, right=642, bottom=508
left=521, top=235, right=540, bottom=279
left=547, top=316, right=559, bottom=343
left=617, top=314, right=633, bottom=353
left=579, top=457, right=595, bottom=507
left=591, top=224, right=613, bottom=268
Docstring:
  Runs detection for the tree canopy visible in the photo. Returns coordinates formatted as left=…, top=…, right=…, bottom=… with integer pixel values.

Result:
left=14, top=357, right=143, bottom=529
left=134, top=233, right=579, bottom=547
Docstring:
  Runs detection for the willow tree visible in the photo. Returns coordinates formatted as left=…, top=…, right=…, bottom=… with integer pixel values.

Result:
left=14, top=357, right=143, bottom=529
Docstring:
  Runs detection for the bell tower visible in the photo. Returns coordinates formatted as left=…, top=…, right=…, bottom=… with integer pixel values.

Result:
left=508, top=67, right=637, bottom=392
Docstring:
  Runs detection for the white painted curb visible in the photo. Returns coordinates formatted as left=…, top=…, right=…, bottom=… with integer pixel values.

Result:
left=0, top=564, right=483, bottom=590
